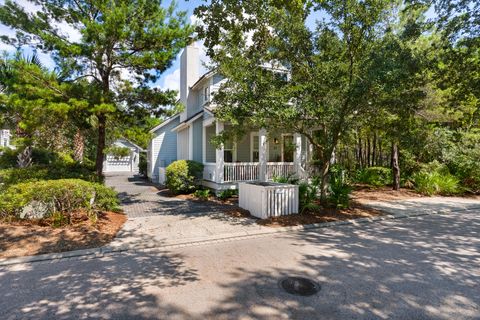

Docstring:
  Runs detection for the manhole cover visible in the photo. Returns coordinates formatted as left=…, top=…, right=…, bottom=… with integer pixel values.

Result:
left=279, top=277, right=320, bottom=296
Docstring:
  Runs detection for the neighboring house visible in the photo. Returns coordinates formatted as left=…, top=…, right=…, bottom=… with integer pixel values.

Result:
left=148, top=44, right=310, bottom=190
left=104, top=138, right=144, bottom=173
left=0, top=129, right=12, bottom=148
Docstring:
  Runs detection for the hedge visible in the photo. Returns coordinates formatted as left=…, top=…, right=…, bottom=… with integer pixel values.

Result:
left=0, top=179, right=119, bottom=223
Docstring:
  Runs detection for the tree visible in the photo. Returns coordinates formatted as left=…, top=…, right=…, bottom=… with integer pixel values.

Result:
left=0, top=0, right=193, bottom=176
left=195, top=0, right=422, bottom=199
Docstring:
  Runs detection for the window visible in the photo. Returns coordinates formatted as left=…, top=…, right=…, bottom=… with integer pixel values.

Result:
left=203, top=86, right=210, bottom=103
left=251, top=135, right=259, bottom=162
left=224, top=140, right=234, bottom=163
left=282, top=135, right=294, bottom=162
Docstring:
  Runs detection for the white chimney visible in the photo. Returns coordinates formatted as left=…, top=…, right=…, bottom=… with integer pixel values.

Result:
left=180, top=43, right=199, bottom=108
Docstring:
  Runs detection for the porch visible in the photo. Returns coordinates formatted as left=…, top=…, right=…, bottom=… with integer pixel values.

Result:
left=202, top=121, right=307, bottom=186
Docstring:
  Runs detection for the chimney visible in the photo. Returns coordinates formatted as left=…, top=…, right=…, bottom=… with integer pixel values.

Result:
left=180, top=43, right=199, bottom=108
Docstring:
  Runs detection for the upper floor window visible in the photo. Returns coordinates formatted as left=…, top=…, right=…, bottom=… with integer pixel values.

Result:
left=203, top=86, right=210, bottom=104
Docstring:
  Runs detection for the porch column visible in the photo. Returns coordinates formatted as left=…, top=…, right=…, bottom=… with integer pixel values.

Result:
left=259, top=128, right=267, bottom=181
left=294, top=133, right=302, bottom=175
left=215, top=121, right=224, bottom=183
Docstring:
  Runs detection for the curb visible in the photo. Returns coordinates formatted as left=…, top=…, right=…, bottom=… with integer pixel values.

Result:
left=0, top=207, right=473, bottom=266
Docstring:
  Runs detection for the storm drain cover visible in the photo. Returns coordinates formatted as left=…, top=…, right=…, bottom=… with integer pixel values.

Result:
left=279, top=277, right=320, bottom=296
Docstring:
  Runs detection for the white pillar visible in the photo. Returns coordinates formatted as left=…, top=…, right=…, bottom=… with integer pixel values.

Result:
left=202, top=125, right=206, bottom=164
left=259, top=128, right=267, bottom=181
left=188, top=124, right=194, bottom=160
left=294, top=133, right=302, bottom=174
left=216, top=121, right=224, bottom=183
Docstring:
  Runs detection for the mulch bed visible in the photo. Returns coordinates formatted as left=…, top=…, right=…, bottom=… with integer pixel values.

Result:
left=0, top=211, right=127, bottom=259
left=351, top=185, right=423, bottom=202
left=257, top=203, right=384, bottom=227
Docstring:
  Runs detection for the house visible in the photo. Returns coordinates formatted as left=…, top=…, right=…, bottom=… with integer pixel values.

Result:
left=0, top=129, right=12, bottom=149
left=104, top=138, right=144, bottom=173
left=147, top=44, right=310, bottom=190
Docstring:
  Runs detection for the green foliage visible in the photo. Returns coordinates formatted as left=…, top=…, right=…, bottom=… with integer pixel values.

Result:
left=194, top=189, right=211, bottom=201
left=272, top=173, right=299, bottom=185
left=328, top=165, right=352, bottom=209
left=0, top=147, right=17, bottom=168
left=217, top=189, right=237, bottom=201
left=412, top=162, right=461, bottom=195
left=0, top=179, right=119, bottom=222
left=195, top=0, right=426, bottom=201
left=0, top=163, right=97, bottom=189
left=105, top=145, right=131, bottom=159
left=298, top=177, right=321, bottom=213
left=0, top=0, right=193, bottom=175
left=165, top=160, right=204, bottom=194
left=139, top=152, right=147, bottom=177
left=356, top=167, right=393, bottom=187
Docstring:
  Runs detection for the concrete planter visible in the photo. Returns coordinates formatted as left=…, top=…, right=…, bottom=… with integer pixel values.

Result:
left=239, top=182, right=299, bottom=219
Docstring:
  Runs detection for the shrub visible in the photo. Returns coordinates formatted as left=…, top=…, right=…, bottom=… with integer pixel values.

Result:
left=165, top=160, right=204, bottom=194
left=217, top=189, right=237, bottom=201
left=298, top=177, right=320, bottom=213
left=0, top=163, right=98, bottom=189
left=272, top=173, right=299, bottom=184
left=0, top=147, right=63, bottom=169
left=0, top=179, right=119, bottom=223
left=194, top=189, right=210, bottom=201
left=412, top=170, right=461, bottom=196
left=139, top=152, right=147, bottom=176
left=356, top=166, right=392, bottom=187
left=328, top=165, right=352, bottom=208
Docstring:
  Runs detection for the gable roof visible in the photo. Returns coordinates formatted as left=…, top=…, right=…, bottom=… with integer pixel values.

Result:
left=114, top=138, right=145, bottom=152
left=149, top=113, right=181, bottom=133
left=190, top=69, right=217, bottom=90
left=171, top=110, right=204, bottom=132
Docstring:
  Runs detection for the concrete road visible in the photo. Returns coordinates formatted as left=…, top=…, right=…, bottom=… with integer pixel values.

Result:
left=1, top=211, right=479, bottom=320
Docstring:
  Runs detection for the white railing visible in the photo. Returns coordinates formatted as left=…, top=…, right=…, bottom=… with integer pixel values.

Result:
left=266, top=162, right=296, bottom=180
left=203, top=163, right=217, bottom=181
left=221, top=162, right=297, bottom=183
left=224, top=162, right=260, bottom=182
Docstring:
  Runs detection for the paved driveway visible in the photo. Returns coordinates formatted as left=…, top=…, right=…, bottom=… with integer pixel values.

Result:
left=1, top=207, right=479, bottom=319
left=104, top=174, right=269, bottom=249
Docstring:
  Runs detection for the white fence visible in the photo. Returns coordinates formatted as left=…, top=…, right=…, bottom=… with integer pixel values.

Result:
left=239, top=182, right=299, bottom=219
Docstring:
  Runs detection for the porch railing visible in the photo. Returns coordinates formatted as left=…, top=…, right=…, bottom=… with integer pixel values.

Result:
left=266, top=162, right=296, bottom=180
left=221, top=162, right=296, bottom=183
left=224, top=162, right=259, bottom=182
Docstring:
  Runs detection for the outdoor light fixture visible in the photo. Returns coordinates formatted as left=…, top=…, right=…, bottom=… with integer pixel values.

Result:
left=274, top=138, right=279, bottom=144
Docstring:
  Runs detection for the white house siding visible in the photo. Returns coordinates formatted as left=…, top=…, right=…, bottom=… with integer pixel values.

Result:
left=148, top=116, right=180, bottom=182
left=191, top=118, right=203, bottom=163
left=177, top=127, right=190, bottom=160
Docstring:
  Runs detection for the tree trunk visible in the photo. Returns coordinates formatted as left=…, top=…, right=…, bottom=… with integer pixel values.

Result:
left=95, top=113, right=107, bottom=178
left=73, top=129, right=85, bottom=163
left=320, top=160, right=330, bottom=202
left=367, top=137, right=371, bottom=167
left=392, top=142, right=400, bottom=190
left=358, top=136, right=363, bottom=169
left=378, top=137, right=383, bottom=167
left=372, top=132, right=377, bottom=166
